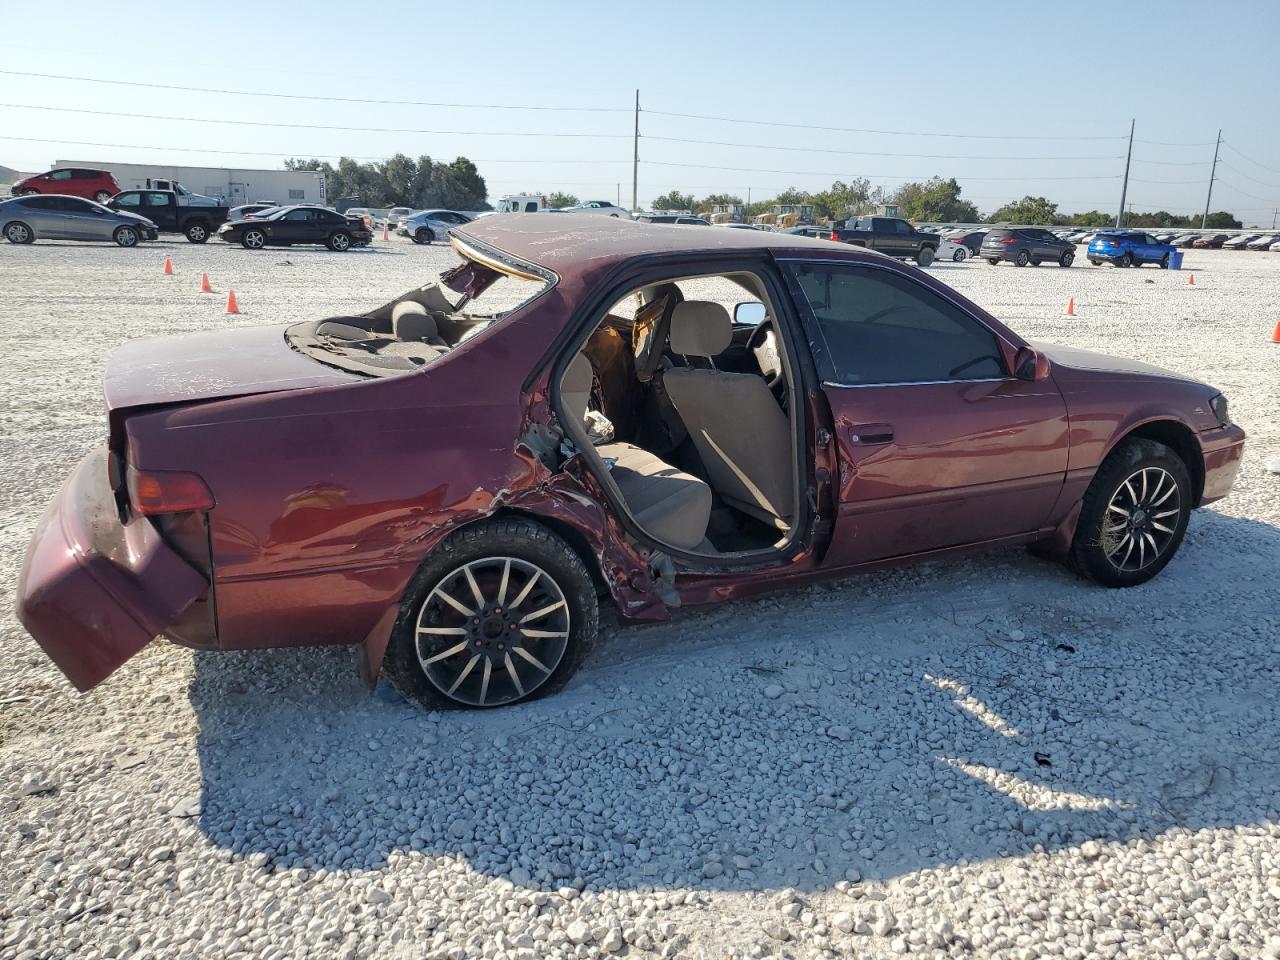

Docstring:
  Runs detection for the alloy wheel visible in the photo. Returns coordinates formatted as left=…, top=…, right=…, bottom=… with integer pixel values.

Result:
left=1101, top=467, right=1181, bottom=572
left=5, top=223, right=30, bottom=243
left=415, top=557, right=571, bottom=707
left=244, top=230, right=265, bottom=249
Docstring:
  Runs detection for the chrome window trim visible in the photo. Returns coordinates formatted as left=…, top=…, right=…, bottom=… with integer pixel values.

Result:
left=823, top=377, right=1011, bottom=390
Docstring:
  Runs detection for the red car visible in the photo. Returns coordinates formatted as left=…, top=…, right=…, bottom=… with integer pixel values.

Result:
left=1192, top=234, right=1230, bottom=249
left=16, top=217, right=1245, bottom=709
left=11, top=167, right=121, bottom=204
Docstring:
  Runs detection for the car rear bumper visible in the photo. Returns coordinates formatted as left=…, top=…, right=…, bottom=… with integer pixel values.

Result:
left=980, top=247, right=1013, bottom=260
left=1199, top=424, right=1246, bottom=505
left=15, top=447, right=209, bottom=691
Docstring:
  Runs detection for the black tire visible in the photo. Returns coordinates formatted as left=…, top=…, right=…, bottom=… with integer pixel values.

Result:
left=383, top=518, right=599, bottom=709
left=1121, top=252, right=1135, bottom=268
left=3, top=220, right=34, bottom=244
left=1059, top=249, right=1075, bottom=267
left=987, top=257, right=1001, bottom=265
left=1030, top=258, right=1042, bottom=266
left=241, top=228, right=266, bottom=250
left=113, top=225, right=140, bottom=248
left=1089, top=259, right=1103, bottom=266
left=327, top=230, right=352, bottom=252
left=413, top=227, right=434, bottom=245
left=1068, top=437, right=1192, bottom=588
left=93, top=190, right=113, bottom=203
left=1160, top=253, right=1170, bottom=269
left=916, top=246, right=935, bottom=267
left=185, top=221, right=210, bottom=244
left=1014, top=250, right=1031, bottom=267
left=952, top=247, right=967, bottom=262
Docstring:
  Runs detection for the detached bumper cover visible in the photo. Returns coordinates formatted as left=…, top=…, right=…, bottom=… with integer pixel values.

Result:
left=16, top=448, right=208, bottom=691
left=1200, top=424, right=1246, bottom=505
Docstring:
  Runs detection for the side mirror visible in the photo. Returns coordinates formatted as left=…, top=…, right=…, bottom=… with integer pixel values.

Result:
left=734, top=302, right=767, bottom=326
left=1014, top=346, right=1051, bottom=382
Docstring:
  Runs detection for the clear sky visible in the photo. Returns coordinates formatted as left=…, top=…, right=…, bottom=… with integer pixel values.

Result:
left=1, top=0, right=1278, bottom=224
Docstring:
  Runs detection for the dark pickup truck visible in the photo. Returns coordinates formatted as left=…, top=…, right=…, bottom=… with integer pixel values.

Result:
left=830, top=216, right=940, bottom=266
left=106, top=190, right=229, bottom=243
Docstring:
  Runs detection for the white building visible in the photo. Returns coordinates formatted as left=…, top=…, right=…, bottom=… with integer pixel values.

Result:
left=55, top=160, right=326, bottom=207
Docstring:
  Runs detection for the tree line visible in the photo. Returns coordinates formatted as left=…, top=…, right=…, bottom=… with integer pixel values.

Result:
left=284, top=155, right=490, bottom=211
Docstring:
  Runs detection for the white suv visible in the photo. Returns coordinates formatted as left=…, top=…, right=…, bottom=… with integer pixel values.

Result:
left=563, top=201, right=632, bottom=218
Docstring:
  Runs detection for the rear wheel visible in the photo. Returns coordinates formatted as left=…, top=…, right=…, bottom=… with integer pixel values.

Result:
left=1068, top=438, right=1191, bottom=587
left=1059, top=249, right=1075, bottom=267
left=241, top=228, right=266, bottom=250
left=93, top=190, right=113, bottom=203
left=1160, top=253, right=1170, bottom=269
left=4, top=221, right=34, bottom=244
left=1121, top=252, right=1135, bottom=267
left=185, top=221, right=209, bottom=243
left=987, top=257, right=1000, bottom=265
left=113, top=225, right=140, bottom=248
left=328, top=230, right=352, bottom=251
left=916, top=246, right=935, bottom=267
left=413, top=227, right=434, bottom=245
left=384, top=518, right=598, bottom=709
left=952, top=247, right=968, bottom=262
left=1014, top=250, right=1031, bottom=267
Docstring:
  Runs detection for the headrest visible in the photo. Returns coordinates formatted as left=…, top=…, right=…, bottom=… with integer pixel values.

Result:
left=669, top=301, right=732, bottom=357
left=392, top=301, right=439, bottom=343
left=561, top=353, right=593, bottom=426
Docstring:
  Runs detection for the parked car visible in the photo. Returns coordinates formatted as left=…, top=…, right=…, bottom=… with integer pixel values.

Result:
left=1270, top=239, right=1280, bottom=252
left=782, top=225, right=831, bottom=239
left=108, top=190, right=229, bottom=243
left=397, top=209, right=474, bottom=244
left=16, top=217, right=1244, bottom=707
left=10, top=167, right=121, bottom=204
left=1, top=194, right=158, bottom=247
left=1087, top=231, right=1177, bottom=268
left=981, top=228, right=1076, bottom=267
left=1192, top=234, right=1229, bottom=249
left=1155, top=233, right=1178, bottom=244
left=1172, top=234, right=1200, bottom=248
left=562, top=201, right=632, bottom=218
left=719, top=222, right=764, bottom=230
left=493, top=195, right=549, bottom=213
left=375, top=207, right=416, bottom=230
left=1222, top=234, right=1259, bottom=250
left=1245, top=235, right=1277, bottom=250
left=217, top=205, right=372, bottom=251
left=831, top=215, right=940, bottom=265
left=950, top=230, right=987, bottom=255
left=344, top=207, right=374, bottom=228
left=637, top=214, right=710, bottom=225
left=935, top=237, right=970, bottom=262
left=229, top=203, right=279, bottom=220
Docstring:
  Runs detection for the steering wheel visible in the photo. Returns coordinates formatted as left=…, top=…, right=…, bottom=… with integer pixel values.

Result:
left=747, top=317, right=781, bottom=386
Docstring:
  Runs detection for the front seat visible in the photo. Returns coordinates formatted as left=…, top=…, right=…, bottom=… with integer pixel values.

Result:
left=562, top=353, right=711, bottom=551
left=662, top=301, right=794, bottom=529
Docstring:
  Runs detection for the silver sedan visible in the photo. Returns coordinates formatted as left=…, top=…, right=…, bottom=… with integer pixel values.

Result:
left=397, top=209, right=474, bottom=244
left=1, top=194, right=158, bottom=246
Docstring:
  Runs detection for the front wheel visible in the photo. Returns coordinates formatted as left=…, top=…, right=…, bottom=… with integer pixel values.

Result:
left=4, top=221, right=34, bottom=244
left=413, top=227, right=434, bottom=245
left=1069, top=438, right=1191, bottom=587
left=916, top=246, right=935, bottom=267
left=1059, top=250, right=1074, bottom=267
left=952, top=247, right=968, bottom=262
left=1121, top=252, right=1134, bottom=268
left=328, top=230, right=352, bottom=251
left=384, top=518, right=598, bottom=709
left=1014, top=250, right=1031, bottom=267
left=185, top=222, right=209, bottom=243
left=241, top=228, right=266, bottom=250
left=113, top=225, right=140, bottom=248
left=987, top=257, right=1001, bottom=265
left=1160, top=253, right=1170, bottom=269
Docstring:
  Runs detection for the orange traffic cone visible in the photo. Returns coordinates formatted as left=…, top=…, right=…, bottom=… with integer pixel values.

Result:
left=1064, top=296, right=1075, bottom=317
left=163, top=256, right=174, bottom=275
left=1271, top=320, right=1280, bottom=343
left=225, top=290, right=240, bottom=315
left=382, top=220, right=390, bottom=241
left=1188, top=273, right=1195, bottom=286
left=200, top=272, right=213, bottom=293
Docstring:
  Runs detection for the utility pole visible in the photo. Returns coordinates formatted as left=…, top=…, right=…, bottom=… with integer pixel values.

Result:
left=1201, top=130, right=1221, bottom=229
left=616, top=183, right=620, bottom=206
left=1116, top=118, right=1134, bottom=228
left=1272, top=207, right=1277, bottom=230
left=631, top=90, right=640, bottom=213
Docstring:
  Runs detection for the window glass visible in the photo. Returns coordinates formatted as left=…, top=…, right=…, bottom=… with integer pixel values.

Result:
left=894, top=220, right=913, bottom=234
left=786, top=263, right=1006, bottom=385
left=48, top=170, right=72, bottom=180
left=114, top=192, right=142, bottom=208
left=59, top=198, right=93, bottom=212
left=146, top=192, right=169, bottom=205
left=524, top=202, right=538, bottom=212
left=284, top=208, right=315, bottom=221
left=25, top=196, right=61, bottom=209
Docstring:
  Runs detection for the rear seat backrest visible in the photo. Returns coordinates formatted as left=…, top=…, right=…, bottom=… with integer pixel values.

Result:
left=392, top=301, right=448, bottom=347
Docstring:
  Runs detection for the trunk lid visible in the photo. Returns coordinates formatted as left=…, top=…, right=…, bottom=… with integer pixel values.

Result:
left=103, top=324, right=362, bottom=412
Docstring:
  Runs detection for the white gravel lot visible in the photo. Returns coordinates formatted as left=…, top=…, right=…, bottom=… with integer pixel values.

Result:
left=1, top=235, right=1278, bottom=960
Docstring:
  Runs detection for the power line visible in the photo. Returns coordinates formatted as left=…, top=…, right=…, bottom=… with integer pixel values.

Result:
left=0, top=102, right=631, bottom=138
left=1214, top=178, right=1276, bottom=204
left=644, top=109, right=1128, bottom=141
left=0, top=134, right=630, bottom=164
left=0, top=69, right=630, bottom=113
left=1217, top=161, right=1280, bottom=190
left=645, top=135, right=1123, bottom=161
left=1135, top=138, right=1216, bottom=147
left=1221, top=142, right=1280, bottom=176
left=645, top=159, right=1121, bottom=180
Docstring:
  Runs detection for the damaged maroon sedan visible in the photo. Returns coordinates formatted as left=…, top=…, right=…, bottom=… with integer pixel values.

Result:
left=17, top=216, right=1245, bottom=708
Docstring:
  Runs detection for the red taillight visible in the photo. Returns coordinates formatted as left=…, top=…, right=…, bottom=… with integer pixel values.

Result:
left=127, top=466, right=214, bottom=515
left=829, top=231, right=839, bottom=241
left=1000, top=237, right=1017, bottom=244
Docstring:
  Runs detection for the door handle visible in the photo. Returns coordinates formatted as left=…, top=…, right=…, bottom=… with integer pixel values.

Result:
left=848, top=424, right=894, bottom=445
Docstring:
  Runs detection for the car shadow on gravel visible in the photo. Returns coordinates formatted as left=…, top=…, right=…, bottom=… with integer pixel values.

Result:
left=188, top=510, right=1280, bottom=892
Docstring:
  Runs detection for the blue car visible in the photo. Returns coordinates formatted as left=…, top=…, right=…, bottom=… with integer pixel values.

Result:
left=1088, top=230, right=1177, bottom=268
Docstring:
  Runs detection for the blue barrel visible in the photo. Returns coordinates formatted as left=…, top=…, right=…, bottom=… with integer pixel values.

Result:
left=1169, top=249, right=1184, bottom=270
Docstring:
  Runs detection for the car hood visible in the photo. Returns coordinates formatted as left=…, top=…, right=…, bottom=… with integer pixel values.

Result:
left=115, top=210, right=155, bottom=226
left=104, top=324, right=362, bottom=412
left=1032, top=341, right=1199, bottom=383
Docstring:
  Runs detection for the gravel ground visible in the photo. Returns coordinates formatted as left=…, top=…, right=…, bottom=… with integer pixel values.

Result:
left=1, top=235, right=1278, bottom=960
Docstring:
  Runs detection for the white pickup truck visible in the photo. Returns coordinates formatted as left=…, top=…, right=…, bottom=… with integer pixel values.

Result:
left=143, top=179, right=220, bottom=207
